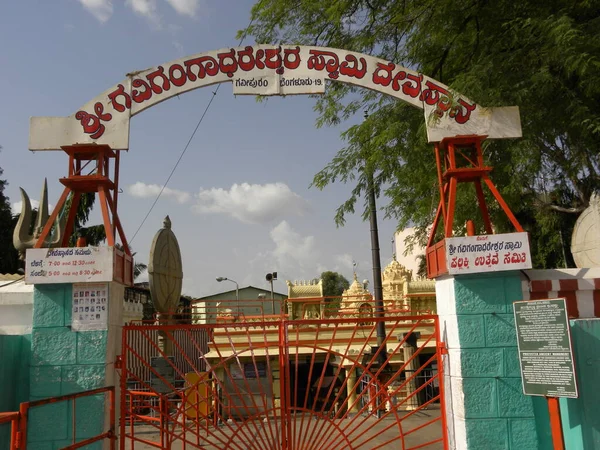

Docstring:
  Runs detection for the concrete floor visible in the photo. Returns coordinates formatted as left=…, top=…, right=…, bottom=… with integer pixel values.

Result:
left=122, top=406, right=444, bottom=449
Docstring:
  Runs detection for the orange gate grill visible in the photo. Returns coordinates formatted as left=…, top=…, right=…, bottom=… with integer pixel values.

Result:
left=121, top=313, right=447, bottom=450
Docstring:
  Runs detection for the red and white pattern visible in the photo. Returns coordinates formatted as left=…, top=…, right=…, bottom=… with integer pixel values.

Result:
left=521, top=270, right=600, bottom=318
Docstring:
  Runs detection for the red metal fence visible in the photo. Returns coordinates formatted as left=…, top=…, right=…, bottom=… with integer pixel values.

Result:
left=0, top=386, right=116, bottom=450
left=121, top=313, right=447, bottom=449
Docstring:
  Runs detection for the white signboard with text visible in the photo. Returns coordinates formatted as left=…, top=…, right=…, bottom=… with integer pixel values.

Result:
left=445, top=232, right=532, bottom=275
left=25, top=247, right=114, bottom=284
left=71, top=282, right=109, bottom=331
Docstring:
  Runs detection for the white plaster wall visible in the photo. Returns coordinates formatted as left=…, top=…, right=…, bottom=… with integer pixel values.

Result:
left=435, top=276, right=465, bottom=450
left=394, top=228, right=424, bottom=276
left=0, top=280, right=33, bottom=335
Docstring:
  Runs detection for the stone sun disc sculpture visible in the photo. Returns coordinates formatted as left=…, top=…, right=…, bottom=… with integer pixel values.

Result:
left=571, top=193, right=600, bottom=268
left=148, top=216, right=183, bottom=316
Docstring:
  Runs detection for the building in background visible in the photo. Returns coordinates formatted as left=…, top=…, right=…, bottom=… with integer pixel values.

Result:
left=192, top=286, right=288, bottom=324
left=394, top=228, right=426, bottom=278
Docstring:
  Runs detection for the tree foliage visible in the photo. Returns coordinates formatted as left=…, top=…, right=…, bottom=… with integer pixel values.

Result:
left=321, top=271, right=350, bottom=297
left=241, top=1, right=600, bottom=268
left=0, top=148, right=20, bottom=274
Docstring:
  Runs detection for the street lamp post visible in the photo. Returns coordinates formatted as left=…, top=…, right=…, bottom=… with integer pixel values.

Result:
left=216, top=277, right=239, bottom=315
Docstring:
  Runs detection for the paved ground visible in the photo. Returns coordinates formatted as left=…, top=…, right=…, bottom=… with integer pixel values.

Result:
left=123, top=406, right=444, bottom=449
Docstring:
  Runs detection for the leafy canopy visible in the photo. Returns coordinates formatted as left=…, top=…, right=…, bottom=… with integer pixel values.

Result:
left=241, top=0, right=600, bottom=267
left=321, top=270, right=351, bottom=298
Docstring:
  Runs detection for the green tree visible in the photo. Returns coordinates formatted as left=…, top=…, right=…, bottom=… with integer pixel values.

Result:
left=0, top=148, right=20, bottom=274
left=321, top=271, right=350, bottom=297
left=320, top=271, right=350, bottom=316
left=65, top=193, right=106, bottom=247
left=241, top=1, right=600, bottom=268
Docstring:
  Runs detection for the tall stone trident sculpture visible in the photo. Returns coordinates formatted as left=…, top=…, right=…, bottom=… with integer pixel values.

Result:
left=148, top=216, right=183, bottom=354
left=13, top=178, right=66, bottom=258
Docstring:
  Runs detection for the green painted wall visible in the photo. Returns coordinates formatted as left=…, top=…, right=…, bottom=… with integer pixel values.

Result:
left=29, top=283, right=107, bottom=449
left=560, top=319, right=600, bottom=449
left=453, top=272, right=552, bottom=450
left=0, top=334, right=31, bottom=448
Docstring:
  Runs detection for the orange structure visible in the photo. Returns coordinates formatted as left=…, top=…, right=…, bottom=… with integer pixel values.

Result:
left=33, top=143, right=131, bottom=256
left=426, top=135, right=524, bottom=278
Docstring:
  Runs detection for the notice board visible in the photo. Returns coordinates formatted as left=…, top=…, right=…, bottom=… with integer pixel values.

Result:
left=513, top=298, right=578, bottom=398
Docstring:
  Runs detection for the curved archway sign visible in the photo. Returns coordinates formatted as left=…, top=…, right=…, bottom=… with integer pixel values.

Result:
left=29, top=45, right=521, bottom=150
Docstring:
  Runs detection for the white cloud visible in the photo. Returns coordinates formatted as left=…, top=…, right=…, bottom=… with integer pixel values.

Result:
left=11, top=200, right=39, bottom=215
left=127, top=182, right=191, bottom=204
left=77, top=0, right=113, bottom=23
left=334, top=253, right=355, bottom=272
left=165, top=0, right=200, bottom=17
left=11, top=200, right=55, bottom=215
left=192, top=182, right=310, bottom=224
left=270, top=221, right=316, bottom=268
left=126, top=0, right=161, bottom=26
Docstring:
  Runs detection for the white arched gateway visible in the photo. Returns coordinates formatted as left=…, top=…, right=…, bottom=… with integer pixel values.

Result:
left=29, top=45, right=521, bottom=150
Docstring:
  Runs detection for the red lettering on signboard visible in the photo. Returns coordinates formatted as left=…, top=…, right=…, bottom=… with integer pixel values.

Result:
left=75, top=102, right=112, bottom=139
left=372, top=62, right=395, bottom=86
left=169, top=64, right=187, bottom=87
left=237, top=46, right=256, bottom=72
left=108, top=84, right=131, bottom=113
left=73, top=46, right=478, bottom=140
left=218, top=49, right=238, bottom=78
left=184, top=56, right=219, bottom=81
left=132, top=79, right=152, bottom=104
left=147, top=66, right=171, bottom=94
left=339, top=54, right=367, bottom=79
left=283, top=46, right=301, bottom=70
left=307, top=50, right=341, bottom=79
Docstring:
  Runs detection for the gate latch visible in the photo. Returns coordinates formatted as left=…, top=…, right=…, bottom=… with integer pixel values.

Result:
left=115, top=355, right=123, bottom=370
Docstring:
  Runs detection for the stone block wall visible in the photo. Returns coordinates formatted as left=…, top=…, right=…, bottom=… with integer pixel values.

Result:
left=28, top=283, right=107, bottom=449
left=437, top=272, right=551, bottom=450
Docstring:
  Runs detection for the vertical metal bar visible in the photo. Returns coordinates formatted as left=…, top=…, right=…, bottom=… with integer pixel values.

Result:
left=278, top=320, right=287, bottom=450
left=98, top=186, right=115, bottom=246
left=10, top=417, right=17, bottom=450
left=18, top=403, right=28, bottom=450
left=435, top=143, right=448, bottom=222
left=113, top=150, right=120, bottom=240
left=72, top=398, right=76, bottom=445
left=62, top=192, right=81, bottom=247
left=436, top=318, right=449, bottom=450
left=548, top=397, right=565, bottom=450
left=474, top=180, right=493, bottom=234
left=444, top=177, right=458, bottom=237
left=129, top=394, right=134, bottom=450
left=109, top=387, right=116, bottom=450
left=120, top=328, right=128, bottom=450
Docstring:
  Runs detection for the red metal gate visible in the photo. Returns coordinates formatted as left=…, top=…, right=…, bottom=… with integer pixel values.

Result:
left=120, top=313, right=447, bottom=449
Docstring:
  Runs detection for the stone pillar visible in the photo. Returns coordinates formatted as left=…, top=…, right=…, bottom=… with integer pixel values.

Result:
left=436, top=271, right=550, bottom=450
left=402, top=332, right=420, bottom=410
left=345, top=367, right=359, bottom=414
left=28, top=281, right=123, bottom=449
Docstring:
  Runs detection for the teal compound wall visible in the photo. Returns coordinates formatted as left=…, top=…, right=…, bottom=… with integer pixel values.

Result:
left=559, top=319, right=600, bottom=450
left=28, top=283, right=107, bottom=449
left=0, top=334, right=31, bottom=447
left=448, top=272, right=552, bottom=450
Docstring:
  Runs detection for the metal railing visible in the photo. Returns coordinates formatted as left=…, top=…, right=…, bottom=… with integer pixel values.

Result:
left=0, top=386, right=116, bottom=450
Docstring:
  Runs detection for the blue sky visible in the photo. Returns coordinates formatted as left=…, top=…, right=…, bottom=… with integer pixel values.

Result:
left=0, top=0, right=406, bottom=297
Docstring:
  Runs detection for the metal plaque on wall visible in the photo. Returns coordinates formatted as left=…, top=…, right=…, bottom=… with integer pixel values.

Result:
left=514, top=298, right=578, bottom=398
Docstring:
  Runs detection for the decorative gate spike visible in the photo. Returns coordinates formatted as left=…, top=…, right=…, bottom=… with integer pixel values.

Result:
left=13, top=178, right=66, bottom=258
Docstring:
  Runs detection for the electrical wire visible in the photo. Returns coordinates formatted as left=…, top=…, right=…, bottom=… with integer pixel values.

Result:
left=129, top=20, right=254, bottom=243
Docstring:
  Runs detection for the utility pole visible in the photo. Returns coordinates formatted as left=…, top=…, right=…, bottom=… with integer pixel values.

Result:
left=364, top=111, right=386, bottom=349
